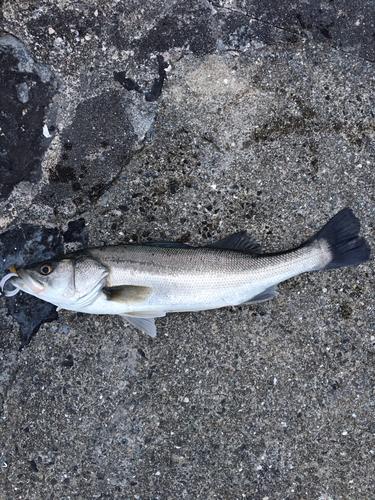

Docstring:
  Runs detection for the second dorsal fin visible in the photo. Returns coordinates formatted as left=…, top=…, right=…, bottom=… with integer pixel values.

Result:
left=207, top=231, right=263, bottom=254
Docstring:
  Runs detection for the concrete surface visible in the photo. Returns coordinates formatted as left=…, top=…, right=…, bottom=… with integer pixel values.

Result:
left=0, top=1, right=374, bottom=499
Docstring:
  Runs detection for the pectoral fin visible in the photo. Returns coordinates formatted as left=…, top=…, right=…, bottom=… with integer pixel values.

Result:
left=103, top=285, right=153, bottom=304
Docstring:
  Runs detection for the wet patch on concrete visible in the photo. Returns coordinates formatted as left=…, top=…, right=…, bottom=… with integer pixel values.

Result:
left=0, top=35, right=61, bottom=201
left=114, top=55, right=169, bottom=102
left=40, top=91, right=138, bottom=206
left=213, top=0, right=375, bottom=61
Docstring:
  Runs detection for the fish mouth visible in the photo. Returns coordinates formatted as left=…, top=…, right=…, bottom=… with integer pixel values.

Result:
left=9, top=267, right=45, bottom=296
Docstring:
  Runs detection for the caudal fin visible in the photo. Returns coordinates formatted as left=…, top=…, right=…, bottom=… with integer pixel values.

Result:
left=309, top=208, right=370, bottom=270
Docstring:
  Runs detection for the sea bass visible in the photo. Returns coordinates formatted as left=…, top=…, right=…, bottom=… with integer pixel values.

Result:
left=1, top=208, right=370, bottom=337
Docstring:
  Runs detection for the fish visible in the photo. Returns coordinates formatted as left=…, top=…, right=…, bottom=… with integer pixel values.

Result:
left=0, top=208, right=370, bottom=337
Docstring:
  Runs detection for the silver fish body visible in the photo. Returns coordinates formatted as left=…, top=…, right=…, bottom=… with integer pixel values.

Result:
left=87, top=242, right=327, bottom=313
left=4, top=208, right=370, bottom=337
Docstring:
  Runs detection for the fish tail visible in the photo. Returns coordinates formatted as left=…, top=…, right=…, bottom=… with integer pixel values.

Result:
left=308, top=208, right=370, bottom=270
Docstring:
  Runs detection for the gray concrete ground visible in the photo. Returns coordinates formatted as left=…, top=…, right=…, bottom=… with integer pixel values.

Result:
left=0, top=1, right=374, bottom=499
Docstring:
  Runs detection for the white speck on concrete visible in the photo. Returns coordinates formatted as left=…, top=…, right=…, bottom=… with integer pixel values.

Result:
left=43, top=124, right=52, bottom=138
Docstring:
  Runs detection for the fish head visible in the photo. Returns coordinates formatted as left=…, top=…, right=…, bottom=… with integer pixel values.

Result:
left=9, top=253, right=109, bottom=309
left=10, top=259, right=75, bottom=301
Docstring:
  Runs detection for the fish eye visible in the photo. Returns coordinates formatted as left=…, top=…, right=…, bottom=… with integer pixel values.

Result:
left=40, top=264, right=53, bottom=275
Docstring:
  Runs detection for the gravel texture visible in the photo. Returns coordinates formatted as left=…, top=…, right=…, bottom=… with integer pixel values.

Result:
left=0, top=1, right=374, bottom=499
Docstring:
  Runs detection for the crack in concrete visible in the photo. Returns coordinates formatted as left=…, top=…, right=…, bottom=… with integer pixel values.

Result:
left=207, top=0, right=375, bottom=64
left=209, top=1, right=302, bottom=37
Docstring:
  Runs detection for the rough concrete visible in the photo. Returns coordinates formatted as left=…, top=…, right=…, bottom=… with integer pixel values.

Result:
left=0, top=1, right=374, bottom=499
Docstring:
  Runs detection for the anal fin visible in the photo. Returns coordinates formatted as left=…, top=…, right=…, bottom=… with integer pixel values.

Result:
left=241, top=285, right=278, bottom=305
left=120, top=311, right=166, bottom=338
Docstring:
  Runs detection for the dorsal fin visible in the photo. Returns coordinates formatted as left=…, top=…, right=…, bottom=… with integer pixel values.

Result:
left=141, top=241, right=191, bottom=248
left=207, top=231, right=263, bottom=254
